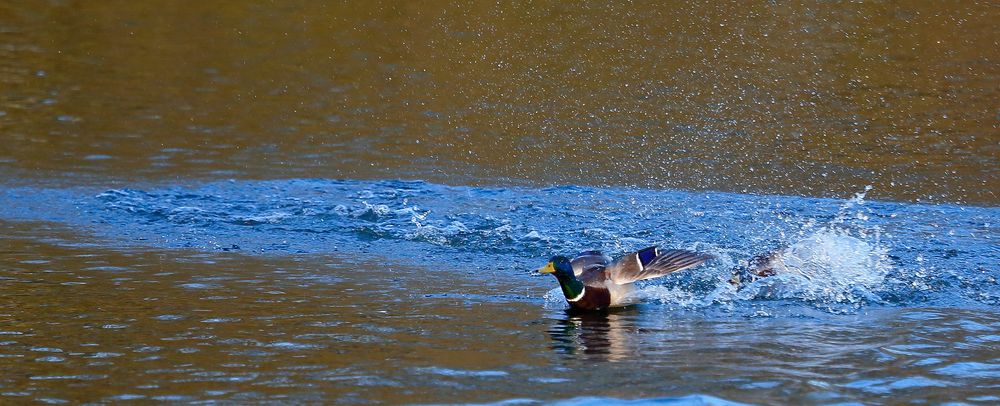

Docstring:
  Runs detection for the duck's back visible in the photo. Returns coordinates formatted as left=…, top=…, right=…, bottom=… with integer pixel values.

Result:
left=577, top=267, right=637, bottom=309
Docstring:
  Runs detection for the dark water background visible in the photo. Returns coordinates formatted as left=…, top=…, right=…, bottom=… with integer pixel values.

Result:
left=1, top=2, right=998, bottom=404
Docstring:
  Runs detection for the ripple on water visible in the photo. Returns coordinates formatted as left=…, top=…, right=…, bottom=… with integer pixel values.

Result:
left=845, top=376, right=951, bottom=394
left=35, top=398, right=69, bottom=405
left=88, top=352, right=122, bottom=358
left=105, top=394, right=146, bottom=401
left=545, top=395, right=753, bottom=406
left=414, top=367, right=509, bottom=378
left=201, top=318, right=240, bottom=323
left=178, top=283, right=220, bottom=289
left=266, top=341, right=322, bottom=350
left=933, top=362, right=1000, bottom=379
left=150, top=395, right=195, bottom=402
left=29, top=375, right=108, bottom=381
left=184, top=371, right=260, bottom=383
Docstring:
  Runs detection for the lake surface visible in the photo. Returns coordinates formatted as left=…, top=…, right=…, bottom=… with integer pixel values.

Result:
left=1, top=2, right=998, bottom=404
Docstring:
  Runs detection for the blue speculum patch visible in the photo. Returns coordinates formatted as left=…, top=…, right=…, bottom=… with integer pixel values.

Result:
left=636, top=246, right=658, bottom=266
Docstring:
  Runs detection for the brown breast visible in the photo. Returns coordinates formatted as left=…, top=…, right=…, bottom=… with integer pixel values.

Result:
left=569, top=286, right=611, bottom=311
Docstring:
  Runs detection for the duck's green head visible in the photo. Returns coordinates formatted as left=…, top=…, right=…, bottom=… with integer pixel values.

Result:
left=537, top=255, right=573, bottom=277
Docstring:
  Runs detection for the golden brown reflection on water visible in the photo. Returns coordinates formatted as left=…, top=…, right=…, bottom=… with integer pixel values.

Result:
left=0, top=221, right=548, bottom=403
left=1, top=2, right=997, bottom=203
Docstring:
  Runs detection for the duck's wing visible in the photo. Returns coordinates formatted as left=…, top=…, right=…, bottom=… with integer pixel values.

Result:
left=570, top=250, right=611, bottom=276
left=607, top=246, right=713, bottom=284
left=578, top=266, right=611, bottom=286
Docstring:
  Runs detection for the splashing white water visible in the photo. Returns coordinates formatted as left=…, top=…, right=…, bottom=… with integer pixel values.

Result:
left=832, top=184, right=874, bottom=226
left=621, top=227, right=893, bottom=313
left=736, top=227, right=891, bottom=306
left=634, top=187, right=893, bottom=312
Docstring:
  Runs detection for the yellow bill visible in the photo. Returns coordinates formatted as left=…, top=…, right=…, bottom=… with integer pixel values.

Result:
left=537, top=262, right=556, bottom=274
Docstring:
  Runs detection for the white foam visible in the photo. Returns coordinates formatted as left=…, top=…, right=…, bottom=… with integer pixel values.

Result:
left=633, top=285, right=703, bottom=308
left=625, top=225, right=893, bottom=312
left=736, top=227, right=891, bottom=308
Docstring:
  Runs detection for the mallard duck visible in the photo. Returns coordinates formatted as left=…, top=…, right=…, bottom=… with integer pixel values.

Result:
left=538, top=247, right=714, bottom=311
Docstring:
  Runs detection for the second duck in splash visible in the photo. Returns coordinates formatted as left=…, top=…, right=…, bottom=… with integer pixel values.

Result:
left=538, top=247, right=714, bottom=311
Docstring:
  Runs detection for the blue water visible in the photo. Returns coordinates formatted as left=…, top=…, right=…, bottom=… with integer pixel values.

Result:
left=2, top=179, right=997, bottom=310
left=1, top=179, right=998, bottom=403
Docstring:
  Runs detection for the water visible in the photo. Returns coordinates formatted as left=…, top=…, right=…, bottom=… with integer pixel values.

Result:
left=0, top=180, right=997, bottom=403
left=1, top=2, right=997, bottom=203
left=1, top=1, right=998, bottom=404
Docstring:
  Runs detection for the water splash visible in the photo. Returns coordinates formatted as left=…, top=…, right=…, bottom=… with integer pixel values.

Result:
left=732, top=227, right=891, bottom=310
left=832, top=184, right=875, bottom=225
left=546, top=187, right=899, bottom=313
